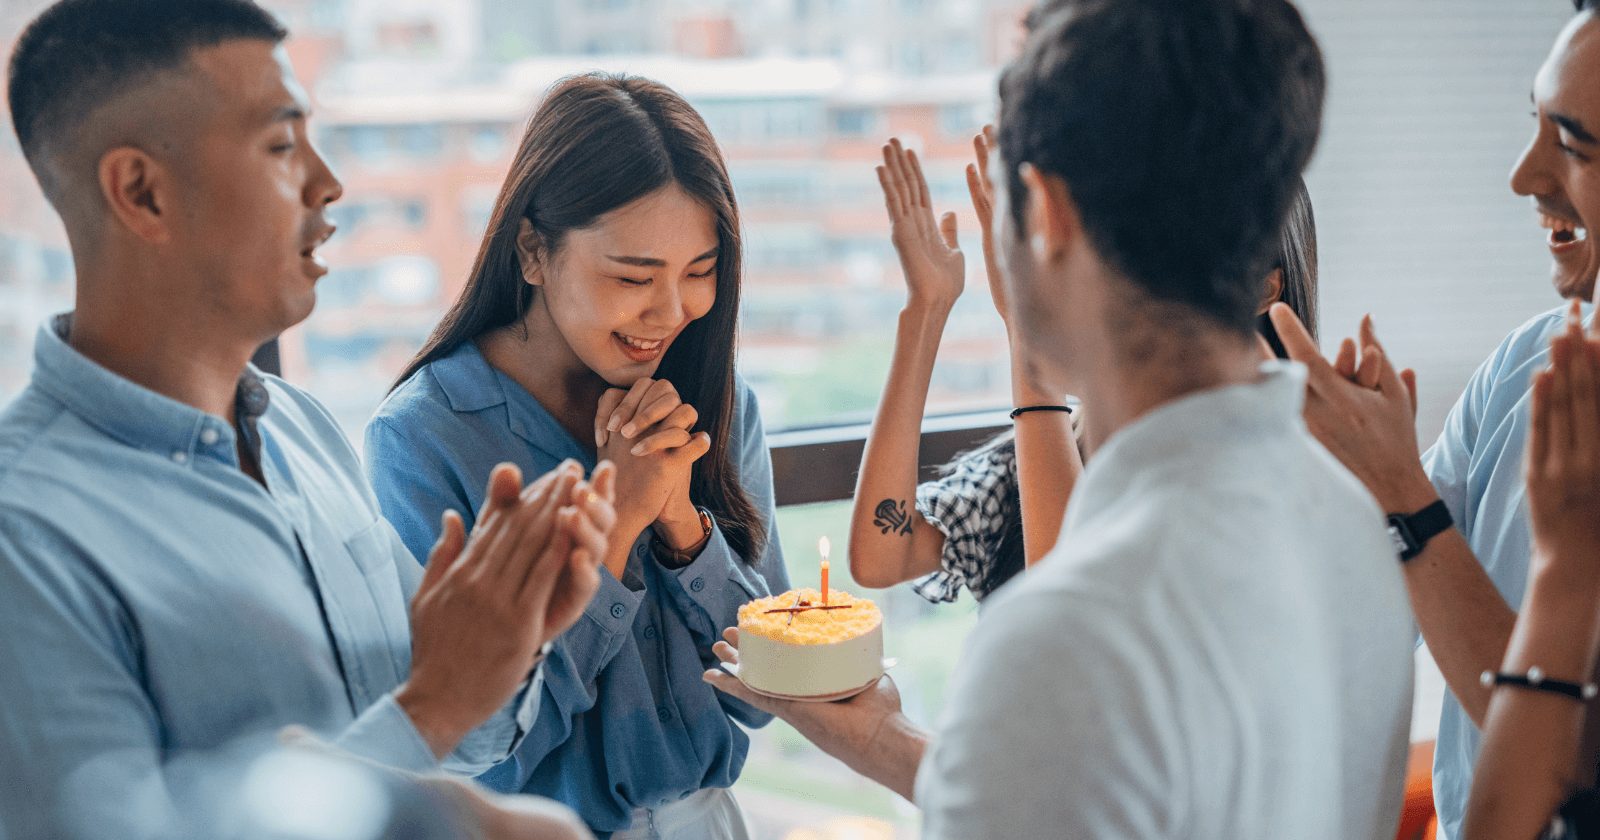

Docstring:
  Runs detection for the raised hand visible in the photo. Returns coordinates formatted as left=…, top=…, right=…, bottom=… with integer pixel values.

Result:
left=1268, top=303, right=1435, bottom=512
left=966, top=125, right=1009, bottom=325
left=877, top=137, right=964, bottom=310
left=397, top=460, right=613, bottom=759
left=1525, top=301, right=1600, bottom=589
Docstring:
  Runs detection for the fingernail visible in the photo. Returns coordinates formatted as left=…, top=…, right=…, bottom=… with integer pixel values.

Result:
left=630, top=443, right=645, bottom=456
left=606, top=415, right=621, bottom=432
left=621, top=422, right=636, bottom=438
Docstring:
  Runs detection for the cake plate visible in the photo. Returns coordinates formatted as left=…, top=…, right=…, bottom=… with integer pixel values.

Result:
left=718, top=658, right=897, bottom=703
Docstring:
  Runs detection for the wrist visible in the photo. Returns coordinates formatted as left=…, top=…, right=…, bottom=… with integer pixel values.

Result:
left=861, top=712, right=930, bottom=801
left=1377, top=471, right=1443, bottom=515
left=1528, top=563, right=1600, bottom=619
left=1506, top=584, right=1600, bottom=680
left=394, top=680, right=468, bottom=760
left=654, top=500, right=709, bottom=551
left=1008, top=349, right=1067, bottom=406
left=899, top=301, right=955, bottom=334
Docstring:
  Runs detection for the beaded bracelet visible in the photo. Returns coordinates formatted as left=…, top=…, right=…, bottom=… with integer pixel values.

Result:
left=1480, top=667, right=1600, bottom=701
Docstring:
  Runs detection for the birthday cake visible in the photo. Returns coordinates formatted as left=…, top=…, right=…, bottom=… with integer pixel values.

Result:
left=735, top=587, right=884, bottom=698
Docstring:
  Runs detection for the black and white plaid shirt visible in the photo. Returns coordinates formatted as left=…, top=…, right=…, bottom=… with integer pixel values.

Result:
left=911, top=436, right=1019, bottom=603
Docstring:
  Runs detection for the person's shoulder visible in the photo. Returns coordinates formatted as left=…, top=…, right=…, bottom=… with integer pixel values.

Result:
left=1494, top=303, right=1574, bottom=365
left=368, top=362, right=457, bottom=437
left=0, top=385, right=103, bottom=507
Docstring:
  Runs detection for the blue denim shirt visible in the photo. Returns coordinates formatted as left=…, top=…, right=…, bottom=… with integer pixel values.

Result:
left=366, top=342, right=786, bottom=837
left=0, top=316, right=537, bottom=840
left=1422, top=302, right=1586, bottom=840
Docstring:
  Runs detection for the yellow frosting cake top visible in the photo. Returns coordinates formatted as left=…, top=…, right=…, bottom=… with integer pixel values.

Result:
left=737, top=588, right=882, bottom=645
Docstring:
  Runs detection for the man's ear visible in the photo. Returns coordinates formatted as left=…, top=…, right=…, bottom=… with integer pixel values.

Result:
left=1258, top=267, right=1284, bottom=315
left=1019, top=163, right=1080, bottom=267
left=514, top=218, right=546, bottom=287
left=97, top=146, right=170, bottom=245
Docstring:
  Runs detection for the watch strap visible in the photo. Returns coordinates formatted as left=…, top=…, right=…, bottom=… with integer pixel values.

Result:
left=652, top=507, right=713, bottom=568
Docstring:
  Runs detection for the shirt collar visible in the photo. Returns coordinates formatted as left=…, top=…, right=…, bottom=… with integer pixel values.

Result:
left=31, top=313, right=270, bottom=468
left=430, top=341, right=508, bottom=413
left=1079, top=360, right=1308, bottom=498
left=429, top=341, right=588, bottom=463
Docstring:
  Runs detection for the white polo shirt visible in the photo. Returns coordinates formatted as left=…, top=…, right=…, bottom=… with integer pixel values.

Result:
left=915, top=362, right=1415, bottom=839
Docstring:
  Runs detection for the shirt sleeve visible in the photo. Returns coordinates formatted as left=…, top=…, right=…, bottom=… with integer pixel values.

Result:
left=1421, top=337, right=1502, bottom=531
left=912, top=440, right=1017, bottom=603
left=652, top=379, right=790, bottom=729
left=916, top=587, right=1172, bottom=839
left=0, top=519, right=183, bottom=840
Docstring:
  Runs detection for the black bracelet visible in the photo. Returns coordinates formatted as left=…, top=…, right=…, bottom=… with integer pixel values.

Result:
left=1010, top=404, right=1072, bottom=420
left=1480, top=668, right=1600, bottom=701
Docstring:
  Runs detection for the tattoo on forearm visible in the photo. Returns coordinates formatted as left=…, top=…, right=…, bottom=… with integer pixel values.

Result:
left=873, top=499, right=914, bottom=537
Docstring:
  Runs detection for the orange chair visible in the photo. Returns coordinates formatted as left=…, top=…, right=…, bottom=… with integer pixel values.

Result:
left=1396, top=741, right=1438, bottom=840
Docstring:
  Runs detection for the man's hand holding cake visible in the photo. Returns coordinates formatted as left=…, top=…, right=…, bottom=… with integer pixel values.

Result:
left=702, top=534, right=927, bottom=798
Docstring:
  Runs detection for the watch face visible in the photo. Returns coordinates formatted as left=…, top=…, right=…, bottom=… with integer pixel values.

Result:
left=1387, top=524, right=1410, bottom=556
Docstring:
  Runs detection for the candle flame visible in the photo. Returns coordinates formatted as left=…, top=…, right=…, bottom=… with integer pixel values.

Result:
left=818, top=536, right=831, bottom=561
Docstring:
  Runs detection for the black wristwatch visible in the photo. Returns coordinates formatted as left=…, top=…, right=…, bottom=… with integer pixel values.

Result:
left=1386, top=499, right=1453, bottom=562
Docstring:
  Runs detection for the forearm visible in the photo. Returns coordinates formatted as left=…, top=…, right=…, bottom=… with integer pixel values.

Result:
left=1463, top=576, right=1600, bottom=840
left=839, top=713, right=930, bottom=802
left=849, top=304, right=951, bottom=587
left=1403, top=526, right=1517, bottom=728
left=1010, top=367, right=1078, bottom=565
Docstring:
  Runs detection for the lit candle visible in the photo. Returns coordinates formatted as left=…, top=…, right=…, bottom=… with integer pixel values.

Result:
left=819, top=536, right=831, bottom=605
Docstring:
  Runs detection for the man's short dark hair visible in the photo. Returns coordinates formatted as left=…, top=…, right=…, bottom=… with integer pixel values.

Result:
left=7, top=0, right=286, bottom=180
left=999, top=0, right=1326, bottom=334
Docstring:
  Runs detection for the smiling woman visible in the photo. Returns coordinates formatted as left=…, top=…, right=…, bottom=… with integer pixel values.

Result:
left=363, top=72, right=789, bottom=839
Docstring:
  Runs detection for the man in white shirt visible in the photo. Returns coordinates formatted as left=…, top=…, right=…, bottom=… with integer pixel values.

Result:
left=704, top=0, right=1417, bottom=837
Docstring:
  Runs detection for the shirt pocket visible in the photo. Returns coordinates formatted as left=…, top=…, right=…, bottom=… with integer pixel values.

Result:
left=343, top=519, right=413, bottom=671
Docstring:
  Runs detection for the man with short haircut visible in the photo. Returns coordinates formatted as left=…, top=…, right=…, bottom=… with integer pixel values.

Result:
left=1267, top=2, right=1600, bottom=836
left=706, top=1, right=1416, bottom=836
left=0, top=1, right=615, bottom=836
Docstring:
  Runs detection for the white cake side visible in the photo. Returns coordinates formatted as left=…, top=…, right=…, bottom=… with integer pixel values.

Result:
left=738, top=622, right=884, bottom=697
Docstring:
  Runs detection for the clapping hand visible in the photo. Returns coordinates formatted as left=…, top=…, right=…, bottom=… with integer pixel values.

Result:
left=399, top=460, right=615, bottom=759
left=1526, top=300, right=1600, bottom=590
left=1267, top=303, right=1437, bottom=512
left=878, top=137, right=964, bottom=310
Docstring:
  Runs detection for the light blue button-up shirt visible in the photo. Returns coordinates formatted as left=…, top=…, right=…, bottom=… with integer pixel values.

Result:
left=1422, top=302, right=1582, bottom=840
left=0, top=316, right=537, bottom=840
left=366, top=342, right=787, bottom=838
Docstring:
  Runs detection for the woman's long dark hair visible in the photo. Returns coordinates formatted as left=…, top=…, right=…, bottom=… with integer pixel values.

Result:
left=395, top=73, right=763, bottom=562
left=976, top=177, right=1321, bottom=596
left=1258, top=176, right=1319, bottom=356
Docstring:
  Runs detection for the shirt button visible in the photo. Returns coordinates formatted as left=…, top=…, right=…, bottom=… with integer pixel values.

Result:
left=610, top=603, right=626, bottom=620
left=689, top=577, right=705, bottom=593
left=643, top=625, right=658, bottom=640
left=170, top=450, right=189, bottom=465
left=656, top=705, right=673, bottom=722
left=199, top=427, right=220, bottom=446
left=635, top=543, right=649, bottom=560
